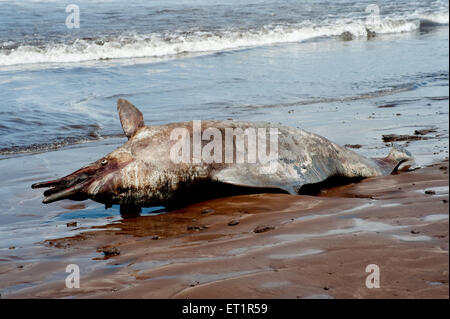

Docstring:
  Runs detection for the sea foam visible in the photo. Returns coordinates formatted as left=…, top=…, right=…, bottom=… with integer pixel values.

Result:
left=1, top=12, right=446, bottom=68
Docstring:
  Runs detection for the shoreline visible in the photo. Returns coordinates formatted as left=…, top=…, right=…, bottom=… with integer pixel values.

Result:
left=1, top=160, right=447, bottom=298
left=0, top=0, right=448, bottom=300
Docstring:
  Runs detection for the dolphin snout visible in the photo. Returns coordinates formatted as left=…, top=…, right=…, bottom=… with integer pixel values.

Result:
left=32, top=167, right=96, bottom=204
left=41, top=179, right=90, bottom=204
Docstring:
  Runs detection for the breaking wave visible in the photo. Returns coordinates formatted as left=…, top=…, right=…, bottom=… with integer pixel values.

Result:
left=418, top=11, right=450, bottom=25
left=1, top=12, right=447, bottom=67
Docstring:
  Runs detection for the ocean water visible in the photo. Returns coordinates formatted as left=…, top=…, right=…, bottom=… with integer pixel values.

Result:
left=0, top=1, right=448, bottom=249
left=0, top=0, right=448, bottom=156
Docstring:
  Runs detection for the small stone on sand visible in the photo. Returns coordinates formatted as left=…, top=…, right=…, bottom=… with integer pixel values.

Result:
left=187, top=225, right=208, bottom=231
left=344, top=144, right=362, bottom=149
left=102, top=247, right=120, bottom=257
left=414, top=129, right=437, bottom=136
left=254, top=225, right=275, bottom=233
left=228, top=219, right=240, bottom=226
left=382, top=134, right=424, bottom=142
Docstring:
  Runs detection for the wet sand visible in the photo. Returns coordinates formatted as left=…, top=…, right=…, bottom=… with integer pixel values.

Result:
left=0, top=160, right=448, bottom=299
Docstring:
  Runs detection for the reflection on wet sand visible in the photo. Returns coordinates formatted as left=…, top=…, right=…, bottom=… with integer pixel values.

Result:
left=0, top=161, right=448, bottom=298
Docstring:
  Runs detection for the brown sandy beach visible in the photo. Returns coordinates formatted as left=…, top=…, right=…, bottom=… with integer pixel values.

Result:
left=1, top=160, right=447, bottom=299
left=0, top=0, right=449, bottom=303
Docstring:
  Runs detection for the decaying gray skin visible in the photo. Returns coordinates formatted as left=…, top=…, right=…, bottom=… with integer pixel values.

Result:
left=32, top=99, right=416, bottom=211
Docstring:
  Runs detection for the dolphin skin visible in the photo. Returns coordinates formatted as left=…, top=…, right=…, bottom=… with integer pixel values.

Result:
left=32, top=99, right=415, bottom=212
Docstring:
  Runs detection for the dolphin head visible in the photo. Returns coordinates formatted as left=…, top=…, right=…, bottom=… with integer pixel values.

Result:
left=32, top=99, right=149, bottom=206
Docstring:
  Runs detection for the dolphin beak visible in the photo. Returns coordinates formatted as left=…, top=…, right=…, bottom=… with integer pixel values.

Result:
left=42, top=179, right=91, bottom=204
left=32, top=166, right=97, bottom=204
left=31, top=178, right=65, bottom=189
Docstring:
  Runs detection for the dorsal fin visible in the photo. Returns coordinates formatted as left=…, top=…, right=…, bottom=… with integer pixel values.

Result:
left=117, top=99, right=145, bottom=139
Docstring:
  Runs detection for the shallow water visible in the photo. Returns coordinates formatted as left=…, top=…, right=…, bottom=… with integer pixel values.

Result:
left=0, top=1, right=448, bottom=255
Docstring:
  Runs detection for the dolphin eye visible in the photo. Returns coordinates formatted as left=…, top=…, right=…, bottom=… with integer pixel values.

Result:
left=101, top=159, right=108, bottom=166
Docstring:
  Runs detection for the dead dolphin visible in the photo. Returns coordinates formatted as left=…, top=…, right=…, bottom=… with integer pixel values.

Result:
left=32, top=99, right=415, bottom=212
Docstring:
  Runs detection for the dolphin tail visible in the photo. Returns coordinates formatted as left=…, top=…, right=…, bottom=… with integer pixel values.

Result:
left=385, top=143, right=418, bottom=173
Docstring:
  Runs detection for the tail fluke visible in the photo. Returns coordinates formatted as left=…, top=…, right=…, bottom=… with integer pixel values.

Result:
left=386, top=144, right=418, bottom=172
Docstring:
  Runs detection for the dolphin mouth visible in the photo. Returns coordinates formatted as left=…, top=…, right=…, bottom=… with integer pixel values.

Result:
left=42, top=179, right=91, bottom=204
left=32, top=170, right=93, bottom=204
